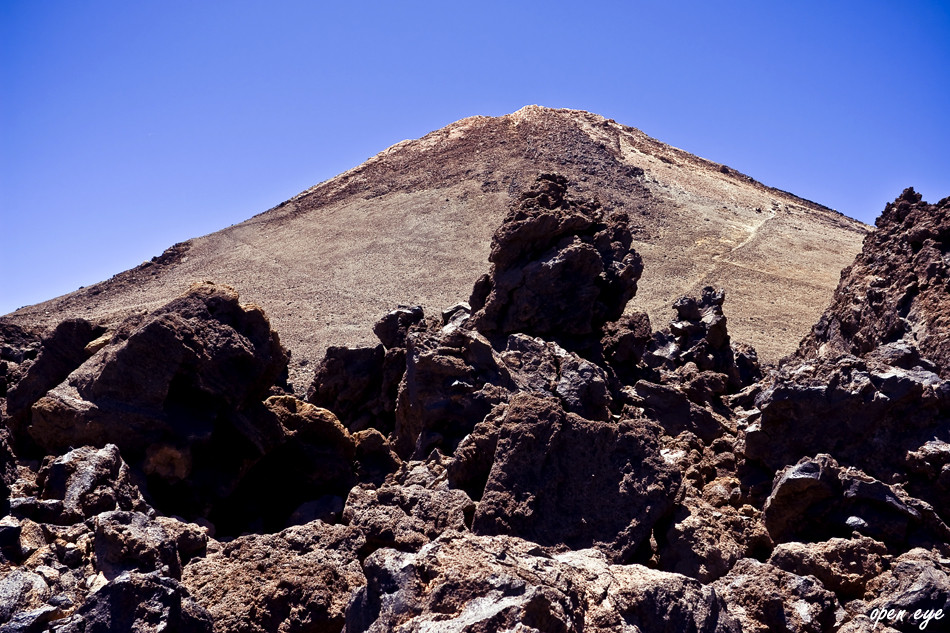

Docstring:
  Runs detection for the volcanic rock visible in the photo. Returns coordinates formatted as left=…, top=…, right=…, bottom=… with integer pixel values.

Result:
left=643, top=286, right=761, bottom=393
left=342, top=459, right=474, bottom=555
left=761, top=454, right=950, bottom=550
left=767, top=536, right=888, bottom=599
left=392, top=312, right=512, bottom=459
left=210, top=395, right=357, bottom=534
left=52, top=571, right=213, bottom=633
left=5, top=318, right=104, bottom=435
left=181, top=521, right=366, bottom=633
left=348, top=531, right=741, bottom=633
left=471, top=173, right=643, bottom=344
left=862, top=548, right=950, bottom=632
left=471, top=393, right=679, bottom=563
left=711, top=558, right=842, bottom=633
left=797, top=189, right=950, bottom=377
left=744, top=358, right=950, bottom=518
left=26, top=283, right=289, bottom=523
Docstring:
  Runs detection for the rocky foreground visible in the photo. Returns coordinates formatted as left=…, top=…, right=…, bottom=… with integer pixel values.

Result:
left=0, top=177, right=947, bottom=632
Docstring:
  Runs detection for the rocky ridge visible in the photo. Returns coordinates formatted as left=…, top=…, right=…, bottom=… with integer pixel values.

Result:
left=0, top=178, right=946, bottom=631
left=1, top=107, right=867, bottom=391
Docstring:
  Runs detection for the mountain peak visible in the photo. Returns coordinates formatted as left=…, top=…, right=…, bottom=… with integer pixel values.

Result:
left=2, top=108, right=867, bottom=390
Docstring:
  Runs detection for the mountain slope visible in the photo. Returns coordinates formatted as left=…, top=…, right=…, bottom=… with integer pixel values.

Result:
left=2, top=106, right=868, bottom=389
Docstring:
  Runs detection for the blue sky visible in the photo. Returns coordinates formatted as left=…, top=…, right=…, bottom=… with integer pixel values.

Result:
left=2, top=1, right=948, bottom=315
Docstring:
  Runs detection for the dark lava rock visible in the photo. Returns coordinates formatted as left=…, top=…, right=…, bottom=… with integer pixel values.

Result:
left=744, top=357, right=950, bottom=518
left=797, top=189, right=950, bottom=378
left=471, top=393, right=679, bottom=563
left=863, top=548, right=950, bottom=633
left=712, top=558, right=842, bottom=633
left=371, top=305, right=424, bottom=350
left=470, top=173, right=643, bottom=342
left=348, top=531, right=740, bottom=633
left=644, top=286, right=761, bottom=392
left=393, top=313, right=512, bottom=460
left=761, top=454, right=950, bottom=549
left=34, top=445, right=150, bottom=524
left=29, top=283, right=287, bottom=456
left=210, top=395, right=357, bottom=534
left=306, top=344, right=406, bottom=435
left=52, top=571, right=213, bottom=633
left=182, top=521, right=365, bottom=633
left=500, top=333, right=612, bottom=421
left=601, top=311, right=652, bottom=384
left=6, top=319, right=105, bottom=423
left=343, top=458, right=474, bottom=554
left=26, top=283, right=289, bottom=523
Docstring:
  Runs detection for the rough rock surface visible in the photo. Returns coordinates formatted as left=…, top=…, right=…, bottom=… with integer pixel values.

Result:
left=0, top=185, right=946, bottom=631
left=181, top=521, right=366, bottom=633
left=798, top=188, right=950, bottom=376
left=349, top=531, right=742, bottom=633
left=472, top=393, right=678, bottom=564
left=27, top=283, right=291, bottom=525
left=471, top=173, right=643, bottom=345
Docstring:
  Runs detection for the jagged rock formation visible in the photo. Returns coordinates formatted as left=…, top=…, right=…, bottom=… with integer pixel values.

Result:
left=0, top=179, right=946, bottom=632
left=1, top=107, right=867, bottom=392
left=797, top=188, right=950, bottom=375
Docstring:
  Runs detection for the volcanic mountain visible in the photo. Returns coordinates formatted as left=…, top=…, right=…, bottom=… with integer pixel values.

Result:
left=2, top=106, right=868, bottom=389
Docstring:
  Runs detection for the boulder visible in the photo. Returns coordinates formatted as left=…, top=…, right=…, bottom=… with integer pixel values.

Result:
left=862, top=548, right=950, bottom=633
left=761, top=454, right=950, bottom=549
left=643, top=287, right=761, bottom=392
left=472, top=393, right=679, bottom=563
left=349, top=531, right=740, bottom=633
left=500, top=333, right=611, bottom=421
left=712, top=558, right=843, bottom=633
left=6, top=319, right=104, bottom=421
left=52, top=571, right=213, bottom=633
left=797, top=189, right=950, bottom=378
left=744, top=357, right=950, bottom=518
left=470, top=173, right=643, bottom=342
left=306, top=344, right=405, bottom=435
left=371, top=305, right=424, bottom=350
left=210, top=396, right=357, bottom=534
left=768, top=536, right=888, bottom=599
left=182, top=521, right=366, bottom=633
left=343, top=459, right=474, bottom=554
left=393, top=313, right=512, bottom=459
left=34, top=445, right=150, bottom=524
left=26, top=284, right=290, bottom=523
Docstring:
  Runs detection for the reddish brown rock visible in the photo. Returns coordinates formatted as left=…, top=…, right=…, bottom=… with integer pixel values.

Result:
left=797, top=189, right=950, bottom=377
left=768, top=536, right=888, bottom=600
left=182, top=521, right=366, bottom=633
left=471, top=393, right=678, bottom=563
left=712, top=558, right=843, bottom=633
left=470, top=173, right=643, bottom=343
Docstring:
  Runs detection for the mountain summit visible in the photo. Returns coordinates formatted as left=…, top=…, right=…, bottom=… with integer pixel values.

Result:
left=3, top=106, right=867, bottom=388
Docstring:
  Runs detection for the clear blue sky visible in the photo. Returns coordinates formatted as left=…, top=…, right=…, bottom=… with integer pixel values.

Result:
left=2, top=1, right=948, bottom=315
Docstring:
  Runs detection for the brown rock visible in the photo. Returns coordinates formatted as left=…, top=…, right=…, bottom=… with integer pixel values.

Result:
left=768, top=536, right=888, bottom=599
left=343, top=459, right=474, bottom=554
left=182, top=521, right=365, bottom=633
left=472, top=393, right=678, bottom=563
left=393, top=316, right=512, bottom=459
left=712, top=558, right=843, bottom=633
left=349, top=530, right=740, bottom=633
left=797, top=189, right=950, bottom=377
left=471, top=173, right=643, bottom=343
